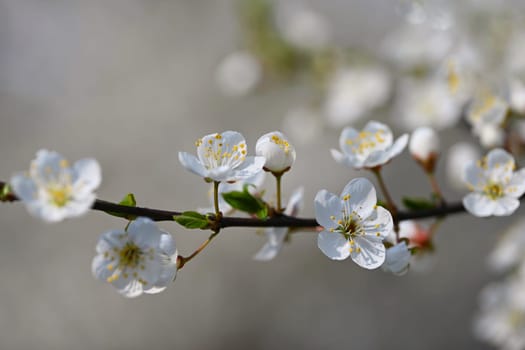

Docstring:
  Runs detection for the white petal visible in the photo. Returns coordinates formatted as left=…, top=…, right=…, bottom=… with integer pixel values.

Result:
left=314, top=190, right=343, bottom=230
left=339, top=127, right=360, bottom=155
left=72, top=158, right=101, bottom=196
left=386, top=134, right=409, bottom=160
left=492, top=197, right=520, bottom=216
left=231, top=156, right=265, bottom=180
left=351, top=236, right=386, bottom=269
left=96, top=229, right=126, bottom=253
left=116, top=278, right=144, bottom=298
left=463, top=192, right=497, bottom=217
left=30, top=149, right=67, bottom=182
left=463, top=162, right=486, bottom=191
left=284, top=187, right=304, bottom=216
left=27, top=202, right=67, bottom=223
left=9, top=173, right=37, bottom=202
left=362, top=206, right=393, bottom=238
left=363, top=121, right=393, bottom=147
left=91, top=255, right=113, bottom=281
left=486, top=148, right=515, bottom=182
left=253, top=227, right=288, bottom=261
left=342, top=178, right=377, bottom=219
left=317, top=230, right=351, bottom=260
left=144, top=253, right=178, bottom=294
left=64, top=194, right=96, bottom=218
left=331, top=149, right=352, bottom=168
left=127, top=217, right=162, bottom=249
left=159, top=233, right=177, bottom=257
left=382, top=242, right=411, bottom=276
left=506, top=168, right=525, bottom=198
left=178, top=152, right=208, bottom=178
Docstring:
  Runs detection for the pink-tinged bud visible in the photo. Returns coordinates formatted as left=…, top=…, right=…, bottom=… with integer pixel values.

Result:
left=409, top=127, right=440, bottom=172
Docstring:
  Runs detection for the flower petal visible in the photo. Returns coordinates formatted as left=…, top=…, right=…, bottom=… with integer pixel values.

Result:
left=363, top=121, right=393, bottom=147
left=127, top=217, right=162, bottom=249
left=178, top=152, right=209, bottom=178
left=386, top=134, right=409, bottom=159
left=317, top=230, right=351, bottom=260
left=284, top=187, right=304, bottom=216
left=231, top=156, right=265, bottom=180
left=30, top=149, right=68, bottom=183
left=492, top=197, right=520, bottom=216
left=486, top=148, right=515, bottom=182
left=463, top=192, right=497, bottom=217
left=253, top=227, right=288, bottom=261
left=314, top=189, right=343, bottom=229
left=342, top=177, right=377, bottom=219
left=506, top=168, right=525, bottom=198
left=339, top=127, right=360, bottom=156
left=363, top=206, right=393, bottom=238
left=9, top=173, right=37, bottom=202
left=463, top=162, right=486, bottom=191
left=382, top=242, right=411, bottom=275
left=351, top=236, right=386, bottom=269
left=72, top=158, right=101, bottom=196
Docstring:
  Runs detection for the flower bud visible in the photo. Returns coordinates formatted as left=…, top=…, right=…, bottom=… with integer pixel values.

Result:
left=409, top=126, right=440, bottom=172
left=256, top=131, right=296, bottom=174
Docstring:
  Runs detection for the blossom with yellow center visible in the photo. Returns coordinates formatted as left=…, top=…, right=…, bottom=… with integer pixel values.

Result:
left=315, top=178, right=393, bottom=269
left=179, top=131, right=265, bottom=183
left=462, top=148, right=525, bottom=217
left=10, top=149, right=101, bottom=222
left=92, top=217, right=178, bottom=298
left=331, top=121, right=408, bottom=169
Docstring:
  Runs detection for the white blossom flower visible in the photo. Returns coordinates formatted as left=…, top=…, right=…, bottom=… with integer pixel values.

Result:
left=467, top=90, right=509, bottom=132
left=10, top=149, right=101, bottom=223
left=215, top=51, right=262, bottom=97
left=178, top=131, right=265, bottom=183
left=409, top=126, right=440, bottom=167
left=395, top=78, right=463, bottom=130
left=92, top=217, right=178, bottom=298
left=446, top=142, right=481, bottom=191
left=489, top=218, right=525, bottom=273
left=276, top=5, right=332, bottom=50
left=463, top=148, right=525, bottom=217
left=474, top=280, right=525, bottom=350
left=324, top=67, right=391, bottom=128
left=477, top=123, right=505, bottom=149
left=382, top=242, right=411, bottom=276
left=256, top=131, right=296, bottom=173
left=331, top=121, right=409, bottom=169
left=200, top=171, right=266, bottom=215
left=254, top=187, right=303, bottom=261
left=315, top=178, right=393, bottom=269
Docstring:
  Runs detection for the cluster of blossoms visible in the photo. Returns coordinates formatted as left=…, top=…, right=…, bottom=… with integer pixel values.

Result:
left=4, top=119, right=525, bottom=301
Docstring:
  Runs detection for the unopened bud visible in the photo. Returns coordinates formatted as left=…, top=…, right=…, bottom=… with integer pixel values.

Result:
left=409, top=127, right=440, bottom=172
left=256, top=131, right=296, bottom=174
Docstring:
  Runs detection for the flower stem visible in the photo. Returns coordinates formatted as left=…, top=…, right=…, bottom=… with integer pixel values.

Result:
left=213, top=181, right=221, bottom=217
left=427, top=172, right=445, bottom=207
left=177, top=231, right=220, bottom=270
left=275, top=173, right=283, bottom=213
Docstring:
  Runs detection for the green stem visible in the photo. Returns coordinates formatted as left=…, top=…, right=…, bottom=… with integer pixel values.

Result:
left=213, top=181, right=221, bottom=217
left=275, top=173, right=283, bottom=213
left=178, top=231, right=220, bottom=270
left=427, top=172, right=445, bottom=207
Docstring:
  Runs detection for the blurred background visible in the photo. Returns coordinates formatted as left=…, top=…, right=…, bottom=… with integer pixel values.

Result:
left=1, top=0, right=525, bottom=349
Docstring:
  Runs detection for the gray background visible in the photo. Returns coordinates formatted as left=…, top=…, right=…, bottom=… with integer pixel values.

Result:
left=0, top=1, right=511, bottom=349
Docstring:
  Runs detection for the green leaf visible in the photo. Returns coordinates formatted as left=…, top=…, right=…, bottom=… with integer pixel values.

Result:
left=0, top=183, right=12, bottom=201
left=402, top=197, right=436, bottom=211
left=173, top=211, right=210, bottom=229
left=222, top=188, right=268, bottom=219
left=107, top=193, right=138, bottom=220
left=376, top=200, right=388, bottom=208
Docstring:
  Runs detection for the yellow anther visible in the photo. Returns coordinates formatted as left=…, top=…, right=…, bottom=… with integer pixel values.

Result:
left=215, top=134, right=222, bottom=139
left=330, top=215, right=336, bottom=220
left=343, top=194, right=351, bottom=201
left=59, top=159, right=69, bottom=168
left=107, top=264, right=114, bottom=271
left=376, top=232, right=381, bottom=237
left=356, top=247, right=361, bottom=253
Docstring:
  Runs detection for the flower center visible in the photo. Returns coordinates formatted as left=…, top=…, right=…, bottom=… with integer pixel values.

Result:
left=48, top=186, right=71, bottom=207
left=484, top=182, right=504, bottom=200
left=197, top=134, right=246, bottom=170
left=119, top=242, right=142, bottom=269
left=345, top=130, right=387, bottom=156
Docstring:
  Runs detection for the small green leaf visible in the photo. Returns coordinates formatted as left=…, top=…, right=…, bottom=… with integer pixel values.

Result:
left=173, top=211, right=210, bottom=229
left=107, top=193, right=138, bottom=220
left=222, top=188, right=268, bottom=219
left=376, top=200, right=388, bottom=208
left=402, top=197, right=436, bottom=211
left=0, top=183, right=12, bottom=201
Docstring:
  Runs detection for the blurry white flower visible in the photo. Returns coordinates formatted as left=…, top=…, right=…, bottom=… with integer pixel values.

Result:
left=315, top=178, right=393, bottom=269
left=409, top=127, right=440, bottom=170
left=179, top=131, right=265, bottom=183
left=10, top=149, right=101, bottom=223
left=381, top=23, right=453, bottom=69
left=324, top=67, right=391, bottom=128
left=331, top=121, right=408, bottom=169
left=282, top=106, right=323, bottom=145
left=463, top=148, right=525, bottom=217
left=254, top=187, right=303, bottom=261
left=477, top=123, right=505, bottom=149
left=215, top=51, right=262, bottom=97
left=277, top=6, right=332, bottom=50
left=256, top=131, right=296, bottom=173
left=397, top=0, right=454, bottom=30
left=395, top=78, right=463, bottom=130
left=474, top=281, right=525, bottom=350
left=489, top=218, right=525, bottom=273
left=446, top=142, right=481, bottom=191
left=396, top=220, right=435, bottom=272
left=92, top=217, right=178, bottom=298
left=200, top=171, right=266, bottom=215
left=382, top=242, right=411, bottom=276
left=508, top=78, right=525, bottom=115
left=467, top=90, right=508, bottom=131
